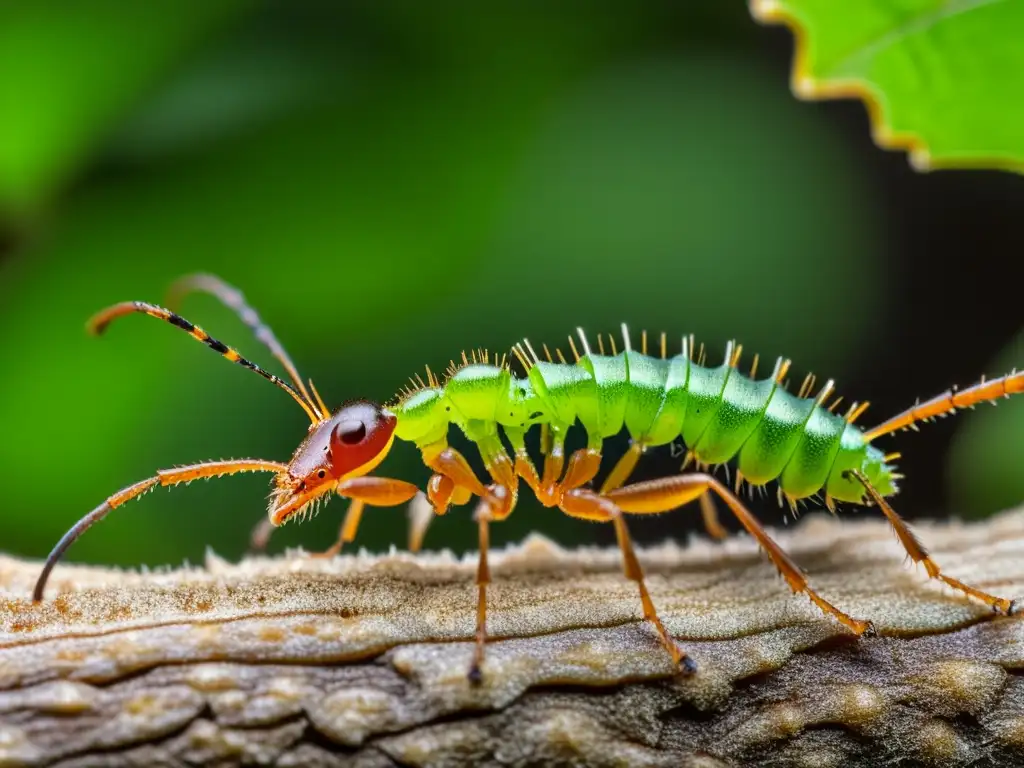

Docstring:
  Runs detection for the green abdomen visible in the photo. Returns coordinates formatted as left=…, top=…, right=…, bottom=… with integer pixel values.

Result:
left=582, top=351, right=855, bottom=500
left=392, top=343, right=871, bottom=502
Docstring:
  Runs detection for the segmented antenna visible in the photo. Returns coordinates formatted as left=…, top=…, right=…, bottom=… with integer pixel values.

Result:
left=308, top=379, right=329, bottom=415
left=166, top=273, right=319, bottom=412
left=88, top=301, right=320, bottom=423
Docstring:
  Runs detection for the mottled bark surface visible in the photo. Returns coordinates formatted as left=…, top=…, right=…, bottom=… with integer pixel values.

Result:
left=2, top=507, right=1024, bottom=767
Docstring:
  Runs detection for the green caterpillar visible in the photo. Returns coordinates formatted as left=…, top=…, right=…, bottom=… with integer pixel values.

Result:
left=34, top=276, right=1023, bottom=685
left=391, top=325, right=897, bottom=509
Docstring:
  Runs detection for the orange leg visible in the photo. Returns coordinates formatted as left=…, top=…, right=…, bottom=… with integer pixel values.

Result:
left=469, top=503, right=492, bottom=684
left=560, top=438, right=732, bottom=538
left=337, top=475, right=421, bottom=506
left=513, top=425, right=601, bottom=505
left=421, top=438, right=510, bottom=545
left=513, top=447, right=542, bottom=498
left=433, top=442, right=521, bottom=684
left=864, top=369, right=1024, bottom=441
left=603, top=473, right=873, bottom=636
left=601, top=441, right=727, bottom=540
left=420, top=441, right=499, bottom=560
left=483, top=446, right=517, bottom=491
left=538, top=439, right=640, bottom=500
left=407, top=492, right=435, bottom=553
left=467, top=482, right=515, bottom=684
left=569, top=439, right=731, bottom=539
left=307, top=500, right=366, bottom=559
left=427, top=472, right=453, bottom=512
left=849, top=470, right=1015, bottom=615
left=517, top=444, right=601, bottom=506
left=598, top=441, right=643, bottom=494
left=559, top=488, right=695, bottom=673
left=34, top=459, right=288, bottom=602
left=422, top=443, right=504, bottom=511
left=426, top=472, right=473, bottom=515
left=699, top=492, right=729, bottom=541
left=538, top=431, right=566, bottom=505
left=467, top=444, right=520, bottom=683
left=323, top=473, right=470, bottom=559
left=306, top=475, right=419, bottom=559
left=560, top=448, right=603, bottom=491
left=416, top=472, right=472, bottom=553
left=420, top=441, right=523, bottom=683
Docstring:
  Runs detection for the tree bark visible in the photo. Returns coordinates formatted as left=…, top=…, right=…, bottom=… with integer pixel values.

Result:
left=2, top=507, right=1024, bottom=767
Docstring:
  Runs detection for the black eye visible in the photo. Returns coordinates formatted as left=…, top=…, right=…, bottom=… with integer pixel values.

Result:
left=336, top=419, right=367, bottom=445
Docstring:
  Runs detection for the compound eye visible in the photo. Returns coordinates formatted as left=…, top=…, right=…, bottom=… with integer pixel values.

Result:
left=335, top=419, right=367, bottom=445
left=325, top=401, right=396, bottom=477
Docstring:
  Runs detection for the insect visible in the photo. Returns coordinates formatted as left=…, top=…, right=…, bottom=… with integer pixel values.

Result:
left=33, top=274, right=1023, bottom=684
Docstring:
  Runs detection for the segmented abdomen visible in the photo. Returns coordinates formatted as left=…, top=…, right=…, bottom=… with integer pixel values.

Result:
left=391, top=335, right=879, bottom=504
left=533, top=344, right=856, bottom=499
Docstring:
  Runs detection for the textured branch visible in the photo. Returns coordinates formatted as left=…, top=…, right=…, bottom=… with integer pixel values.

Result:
left=2, top=507, right=1024, bottom=767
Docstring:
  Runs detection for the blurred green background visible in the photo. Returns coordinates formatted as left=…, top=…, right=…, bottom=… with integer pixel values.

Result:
left=1, top=1, right=1022, bottom=571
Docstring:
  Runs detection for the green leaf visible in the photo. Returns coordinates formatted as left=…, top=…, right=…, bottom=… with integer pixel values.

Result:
left=751, top=0, right=1024, bottom=173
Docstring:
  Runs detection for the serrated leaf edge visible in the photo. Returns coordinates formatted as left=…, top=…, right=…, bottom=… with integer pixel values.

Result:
left=750, top=0, right=1024, bottom=175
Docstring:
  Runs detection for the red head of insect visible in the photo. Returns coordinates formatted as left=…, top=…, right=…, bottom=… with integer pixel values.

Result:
left=269, top=400, right=397, bottom=525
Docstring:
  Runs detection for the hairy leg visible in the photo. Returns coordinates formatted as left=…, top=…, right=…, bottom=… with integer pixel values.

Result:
left=300, top=475, right=420, bottom=558
left=604, top=473, right=874, bottom=635
left=467, top=482, right=515, bottom=683
left=598, top=441, right=643, bottom=494
left=559, top=487, right=695, bottom=672
left=849, top=469, right=1015, bottom=614
left=699, top=492, right=729, bottom=541
left=308, top=499, right=365, bottom=559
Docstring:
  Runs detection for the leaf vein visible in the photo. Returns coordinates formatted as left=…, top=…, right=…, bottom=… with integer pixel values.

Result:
left=827, top=0, right=1012, bottom=77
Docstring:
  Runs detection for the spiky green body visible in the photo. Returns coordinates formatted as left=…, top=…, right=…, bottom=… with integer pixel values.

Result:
left=391, top=341, right=898, bottom=505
